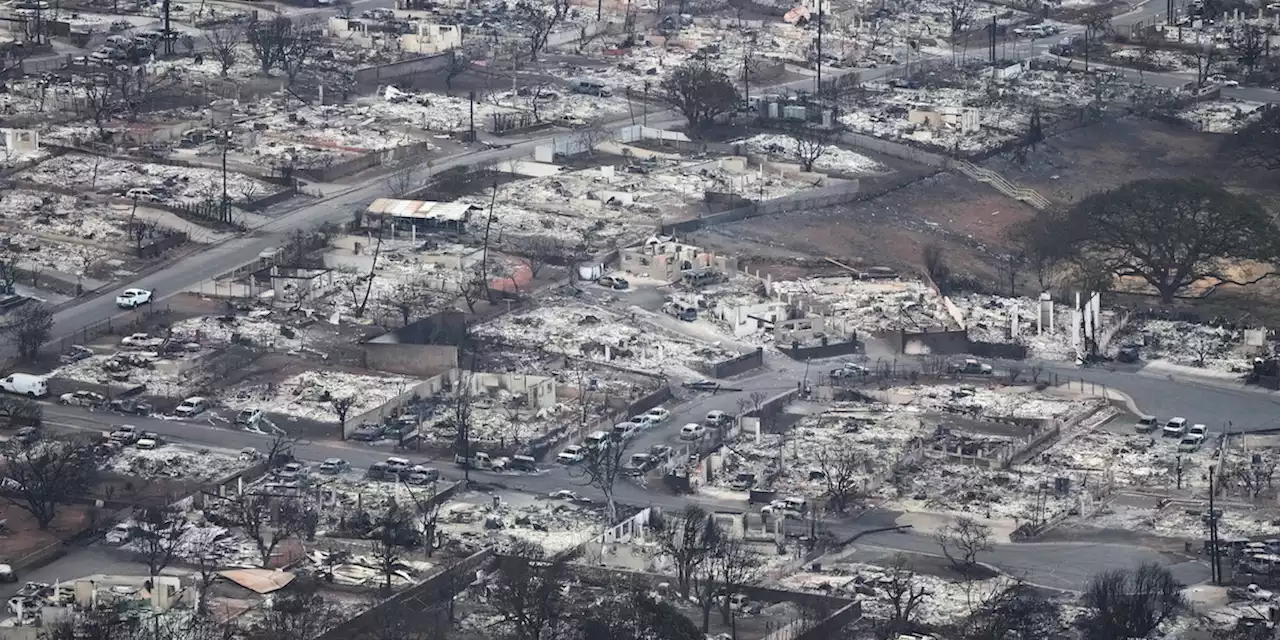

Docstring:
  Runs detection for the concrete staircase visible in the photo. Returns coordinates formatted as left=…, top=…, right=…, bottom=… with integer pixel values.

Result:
left=950, top=159, right=1053, bottom=210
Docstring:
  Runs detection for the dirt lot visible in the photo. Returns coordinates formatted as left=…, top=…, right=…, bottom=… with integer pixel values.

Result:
left=0, top=504, right=94, bottom=566
left=691, top=170, right=1036, bottom=282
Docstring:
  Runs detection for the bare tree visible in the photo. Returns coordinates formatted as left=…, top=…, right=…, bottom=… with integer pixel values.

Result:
left=489, top=540, right=572, bottom=640
left=128, top=218, right=160, bottom=255
left=507, top=236, right=564, bottom=279
left=404, top=482, right=442, bottom=558
left=880, top=554, right=930, bottom=639
left=569, top=436, right=629, bottom=524
left=280, top=29, right=322, bottom=86
left=814, top=450, right=867, bottom=513
left=2, top=438, right=99, bottom=529
left=244, top=588, right=343, bottom=640
left=1082, top=563, right=1184, bottom=640
left=935, top=516, right=993, bottom=579
left=450, top=367, right=476, bottom=483
left=222, top=492, right=307, bottom=567
left=377, top=275, right=435, bottom=327
left=575, top=119, right=612, bottom=155
left=963, top=579, right=1061, bottom=640
left=945, top=0, right=976, bottom=62
left=457, top=262, right=489, bottom=313
left=330, top=395, right=357, bottom=426
left=134, top=504, right=192, bottom=578
left=371, top=502, right=416, bottom=591
left=713, top=535, right=760, bottom=636
left=1234, top=455, right=1278, bottom=499
left=0, top=248, right=20, bottom=294
left=652, top=505, right=721, bottom=598
left=922, top=243, right=952, bottom=293
left=0, top=303, right=54, bottom=362
left=443, top=45, right=475, bottom=94
left=514, top=0, right=569, bottom=62
left=1232, top=26, right=1267, bottom=77
left=386, top=165, right=422, bottom=197
left=791, top=123, right=837, bottom=173
left=246, top=17, right=294, bottom=75
left=204, top=25, right=242, bottom=76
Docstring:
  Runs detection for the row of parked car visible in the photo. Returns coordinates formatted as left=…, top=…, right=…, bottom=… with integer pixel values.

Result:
left=1135, top=415, right=1209, bottom=451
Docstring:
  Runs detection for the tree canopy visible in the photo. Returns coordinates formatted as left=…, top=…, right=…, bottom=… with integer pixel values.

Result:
left=1023, top=179, right=1277, bottom=302
left=1224, top=106, right=1280, bottom=171
left=660, top=62, right=740, bottom=136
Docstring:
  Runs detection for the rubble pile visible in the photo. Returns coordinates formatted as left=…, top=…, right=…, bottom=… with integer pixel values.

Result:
left=303, top=549, right=433, bottom=588
left=415, top=393, right=594, bottom=446
left=904, top=384, right=1101, bottom=421
left=1176, top=99, right=1266, bottom=133
left=107, top=445, right=249, bottom=482
left=221, top=370, right=418, bottom=422
left=772, top=277, right=953, bottom=333
left=889, top=458, right=1081, bottom=523
left=17, top=153, right=278, bottom=204
left=0, top=190, right=129, bottom=243
left=776, top=563, right=1014, bottom=626
left=843, top=67, right=1175, bottom=153
left=1090, top=504, right=1276, bottom=540
left=475, top=299, right=736, bottom=379
left=55, top=353, right=200, bottom=396
left=723, top=408, right=929, bottom=499
left=1, top=233, right=117, bottom=277
left=436, top=499, right=602, bottom=555
left=370, top=88, right=629, bottom=133
left=736, top=133, right=884, bottom=175
left=1109, top=319, right=1251, bottom=371
left=1020, top=428, right=1215, bottom=491
left=170, top=315, right=304, bottom=352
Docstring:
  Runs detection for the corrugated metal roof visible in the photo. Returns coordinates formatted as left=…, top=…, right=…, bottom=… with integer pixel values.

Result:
left=365, top=198, right=475, bottom=221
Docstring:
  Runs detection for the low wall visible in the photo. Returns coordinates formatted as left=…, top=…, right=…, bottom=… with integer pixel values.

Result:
left=362, top=342, right=458, bottom=377
left=626, top=385, right=674, bottom=416
left=778, top=339, right=862, bottom=361
left=968, top=341, right=1029, bottom=360
left=702, top=348, right=764, bottom=379
left=353, top=53, right=449, bottom=84
left=663, top=181, right=861, bottom=234
left=343, top=369, right=455, bottom=438
left=564, top=563, right=853, bottom=612
left=299, top=140, right=436, bottom=182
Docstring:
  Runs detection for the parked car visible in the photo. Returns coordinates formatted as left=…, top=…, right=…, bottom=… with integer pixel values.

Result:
left=679, top=423, right=706, bottom=440
left=624, top=452, right=655, bottom=476
left=548, top=489, right=593, bottom=504
left=627, top=415, right=657, bottom=430
left=14, top=427, right=39, bottom=445
left=830, top=364, right=870, bottom=379
left=950, top=359, right=993, bottom=375
left=1178, top=435, right=1204, bottom=452
left=683, top=379, right=720, bottom=391
left=104, top=523, right=132, bottom=545
left=557, top=445, right=586, bottom=464
left=173, top=396, right=209, bottom=418
left=612, top=422, right=638, bottom=442
left=109, top=425, right=140, bottom=444
left=135, top=437, right=159, bottom=450
left=59, top=345, right=93, bottom=364
left=1135, top=415, right=1159, bottom=433
left=234, top=408, right=264, bottom=427
left=276, top=462, right=307, bottom=480
left=704, top=410, right=732, bottom=428
left=584, top=430, right=611, bottom=449
left=761, top=496, right=809, bottom=519
left=366, top=462, right=391, bottom=480
left=318, top=458, right=350, bottom=474
left=729, top=471, right=756, bottom=490
left=407, top=464, right=441, bottom=482
left=509, top=455, right=537, bottom=472
left=1189, top=423, right=1208, bottom=439
left=644, top=407, right=671, bottom=424
left=115, top=288, right=153, bottom=309
left=1117, top=345, right=1140, bottom=363
left=1162, top=417, right=1188, bottom=438
left=350, top=424, right=384, bottom=441
left=120, top=333, right=163, bottom=348
left=597, top=275, right=629, bottom=290
left=59, top=390, right=106, bottom=407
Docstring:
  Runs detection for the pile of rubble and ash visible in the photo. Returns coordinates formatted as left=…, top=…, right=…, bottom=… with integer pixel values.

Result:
left=436, top=498, right=603, bottom=555
left=1108, top=319, right=1253, bottom=372
left=772, top=277, right=954, bottom=333
left=1176, top=99, right=1265, bottom=133
left=170, top=315, right=305, bottom=352
left=16, top=153, right=277, bottom=204
left=475, top=299, right=737, bottom=379
left=221, top=370, right=418, bottom=422
left=106, top=444, right=249, bottom=482
left=735, top=134, right=885, bottom=176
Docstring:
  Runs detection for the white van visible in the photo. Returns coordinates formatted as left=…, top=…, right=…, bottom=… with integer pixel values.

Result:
left=0, top=374, right=47, bottom=398
left=573, top=79, right=613, bottom=97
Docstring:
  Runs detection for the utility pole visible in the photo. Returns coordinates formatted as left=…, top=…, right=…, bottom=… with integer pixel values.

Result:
left=468, top=90, right=475, bottom=142
left=162, top=0, right=172, bottom=56
left=989, top=15, right=996, bottom=63
left=220, top=130, right=229, bottom=223
left=643, top=80, right=649, bottom=126
left=597, top=0, right=602, bottom=21
left=1209, top=464, right=1222, bottom=584
left=815, top=0, right=823, bottom=95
